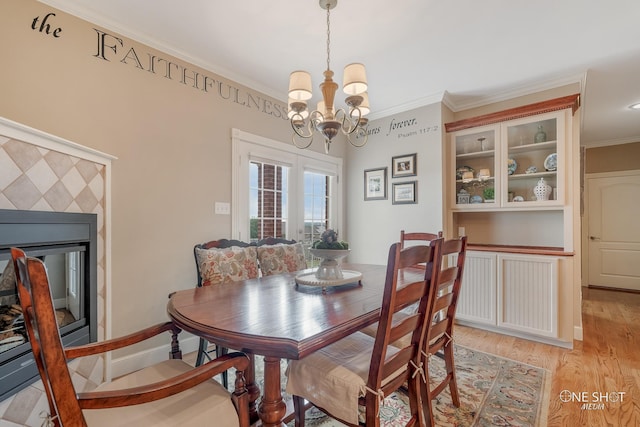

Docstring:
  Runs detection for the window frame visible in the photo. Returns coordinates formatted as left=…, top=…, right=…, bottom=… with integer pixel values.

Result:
left=231, top=129, right=343, bottom=243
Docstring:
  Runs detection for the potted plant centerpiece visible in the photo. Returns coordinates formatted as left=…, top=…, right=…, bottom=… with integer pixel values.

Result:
left=310, top=229, right=350, bottom=280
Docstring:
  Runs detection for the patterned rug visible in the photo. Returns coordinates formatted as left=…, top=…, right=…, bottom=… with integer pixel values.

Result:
left=254, top=345, right=550, bottom=426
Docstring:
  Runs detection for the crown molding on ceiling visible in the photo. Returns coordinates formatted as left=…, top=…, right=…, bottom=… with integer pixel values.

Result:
left=581, top=135, right=640, bottom=148
left=445, top=72, right=587, bottom=113
left=367, top=91, right=445, bottom=121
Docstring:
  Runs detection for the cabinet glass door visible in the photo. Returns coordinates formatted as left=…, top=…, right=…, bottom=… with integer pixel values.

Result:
left=453, top=126, right=498, bottom=208
left=503, top=113, right=561, bottom=206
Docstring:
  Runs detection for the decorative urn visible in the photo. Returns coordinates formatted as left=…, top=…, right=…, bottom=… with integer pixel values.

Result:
left=533, top=177, right=552, bottom=201
left=310, top=229, right=350, bottom=280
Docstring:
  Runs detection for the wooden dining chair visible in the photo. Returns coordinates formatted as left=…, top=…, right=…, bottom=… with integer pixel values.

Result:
left=286, top=238, right=444, bottom=427
left=420, top=236, right=468, bottom=427
left=193, top=238, right=259, bottom=372
left=10, top=247, right=251, bottom=427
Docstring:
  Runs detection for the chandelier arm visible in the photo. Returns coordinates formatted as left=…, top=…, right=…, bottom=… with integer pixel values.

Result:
left=291, top=112, right=314, bottom=139
left=347, top=127, right=368, bottom=148
left=335, top=108, right=361, bottom=135
left=291, top=128, right=314, bottom=149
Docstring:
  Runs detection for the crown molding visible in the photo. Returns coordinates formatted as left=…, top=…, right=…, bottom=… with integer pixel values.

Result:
left=446, top=73, right=586, bottom=112
left=367, top=91, right=445, bottom=121
left=581, top=135, right=640, bottom=148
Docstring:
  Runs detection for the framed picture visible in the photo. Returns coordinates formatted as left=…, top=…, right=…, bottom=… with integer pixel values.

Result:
left=391, top=153, right=417, bottom=178
left=364, top=167, right=387, bottom=200
left=392, top=181, right=417, bottom=204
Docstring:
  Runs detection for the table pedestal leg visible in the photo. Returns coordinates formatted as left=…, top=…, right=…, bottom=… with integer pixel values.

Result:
left=258, top=356, right=287, bottom=427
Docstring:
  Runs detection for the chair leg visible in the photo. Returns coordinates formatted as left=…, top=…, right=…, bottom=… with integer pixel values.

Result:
left=292, top=395, right=306, bottom=427
left=444, top=343, right=460, bottom=407
left=421, top=368, right=436, bottom=427
left=406, top=371, right=424, bottom=426
left=217, top=345, right=229, bottom=389
left=196, top=337, right=208, bottom=366
left=196, top=338, right=229, bottom=389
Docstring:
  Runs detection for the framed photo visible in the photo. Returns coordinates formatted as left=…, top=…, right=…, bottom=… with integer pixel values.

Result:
left=364, top=167, right=387, bottom=200
left=392, top=181, right=417, bottom=204
left=391, top=153, right=417, bottom=178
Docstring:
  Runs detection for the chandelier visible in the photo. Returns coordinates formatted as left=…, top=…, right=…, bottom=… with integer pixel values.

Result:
left=287, top=0, right=370, bottom=154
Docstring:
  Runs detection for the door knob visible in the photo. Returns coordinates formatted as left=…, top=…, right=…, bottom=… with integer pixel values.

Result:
left=589, top=236, right=601, bottom=241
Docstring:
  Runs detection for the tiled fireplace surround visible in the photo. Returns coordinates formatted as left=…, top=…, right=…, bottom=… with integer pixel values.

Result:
left=0, top=119, right=112, bottom=426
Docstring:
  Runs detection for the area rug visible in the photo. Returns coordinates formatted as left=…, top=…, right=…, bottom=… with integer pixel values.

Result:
left=254, top=345, right=550, bottom=426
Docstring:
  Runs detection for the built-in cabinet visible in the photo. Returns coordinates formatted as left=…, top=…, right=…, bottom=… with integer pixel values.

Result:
left=445, top=94, right=580, bottom=347
left=451, top=111, right=565, bottom=209
left=456, top=251, right=559, bottom=338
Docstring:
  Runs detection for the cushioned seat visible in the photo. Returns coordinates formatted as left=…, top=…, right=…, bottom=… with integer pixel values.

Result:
left=286, top=332, right=399, bottom=424
left=84, top=359, right=241, bottom=427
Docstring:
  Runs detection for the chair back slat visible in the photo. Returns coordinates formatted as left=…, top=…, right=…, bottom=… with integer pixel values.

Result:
left=437, top=267, right=458, bottom=290
left=381, top=346, right=415, bottom=379
left=399, top=230, right=443, bottom=249
left=256, top=237, right=296, bottom=246
left=201, top=239, right=253, bottom=249
left=394, top=280, right=427, bottom=308
left=434, top=293, right=454, bottom=313
left=388, top=314, right=420, bottom=343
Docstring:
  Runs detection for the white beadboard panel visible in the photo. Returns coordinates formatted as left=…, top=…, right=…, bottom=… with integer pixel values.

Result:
left=455, top=251, right=497, bottom=325
left=497, top=254, right=558, bottom=338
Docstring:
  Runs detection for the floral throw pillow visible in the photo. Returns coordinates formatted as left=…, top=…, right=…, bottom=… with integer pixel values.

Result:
left=257, top=243, right=308, bottom=276
left=195, top=246, right=259, bottom=286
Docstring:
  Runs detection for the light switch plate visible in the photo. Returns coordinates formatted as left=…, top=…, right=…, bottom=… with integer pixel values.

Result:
left=215, top=202, right=230, bottom=215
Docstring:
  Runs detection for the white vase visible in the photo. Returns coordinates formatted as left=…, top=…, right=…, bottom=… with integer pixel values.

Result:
left=534, top=178, right=551, bottom=201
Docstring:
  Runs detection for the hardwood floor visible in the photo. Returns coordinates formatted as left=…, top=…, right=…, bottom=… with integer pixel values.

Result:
left=454, top=287, right=640, bottom=427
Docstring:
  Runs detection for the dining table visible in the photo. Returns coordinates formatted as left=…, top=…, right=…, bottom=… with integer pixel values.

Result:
left=166, top=262, right=425, bottom=426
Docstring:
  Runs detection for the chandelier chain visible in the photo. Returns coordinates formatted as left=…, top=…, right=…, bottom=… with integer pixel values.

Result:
left=326, top=3, right=331, bottom=72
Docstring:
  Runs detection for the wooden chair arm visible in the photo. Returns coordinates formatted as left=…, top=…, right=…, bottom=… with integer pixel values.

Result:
left=77, top=352, right=250, bottom=409
left=65, top=321, right=179, bottom=359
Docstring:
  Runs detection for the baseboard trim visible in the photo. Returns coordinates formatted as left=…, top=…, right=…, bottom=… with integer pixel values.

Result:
left=574, top=325, right=583, bottom=341
left=110, top=335, right=199, bottom=379
left=456, top=320, right=573, bottom=349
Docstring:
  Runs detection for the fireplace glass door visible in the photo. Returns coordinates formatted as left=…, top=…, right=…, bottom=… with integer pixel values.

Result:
left=0, top=246, right=87, bottom=356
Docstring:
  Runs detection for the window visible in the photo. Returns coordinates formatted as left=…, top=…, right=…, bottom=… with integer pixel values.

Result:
left=303, top=171, right=329, bottom=247
left=232, top=129, right=342, bottom=252
left=250, top=161, right=289, bottom=241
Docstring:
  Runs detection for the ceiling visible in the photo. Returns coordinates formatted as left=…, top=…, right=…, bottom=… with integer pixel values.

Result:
left=39, top=0, right=640, bottom=147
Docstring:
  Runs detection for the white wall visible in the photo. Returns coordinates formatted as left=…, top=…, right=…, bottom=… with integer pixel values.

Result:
left=345, top=103, right=444, bottom=264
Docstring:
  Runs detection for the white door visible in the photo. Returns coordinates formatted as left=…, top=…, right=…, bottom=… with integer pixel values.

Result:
left=587, top=172, right=640, bottom=291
